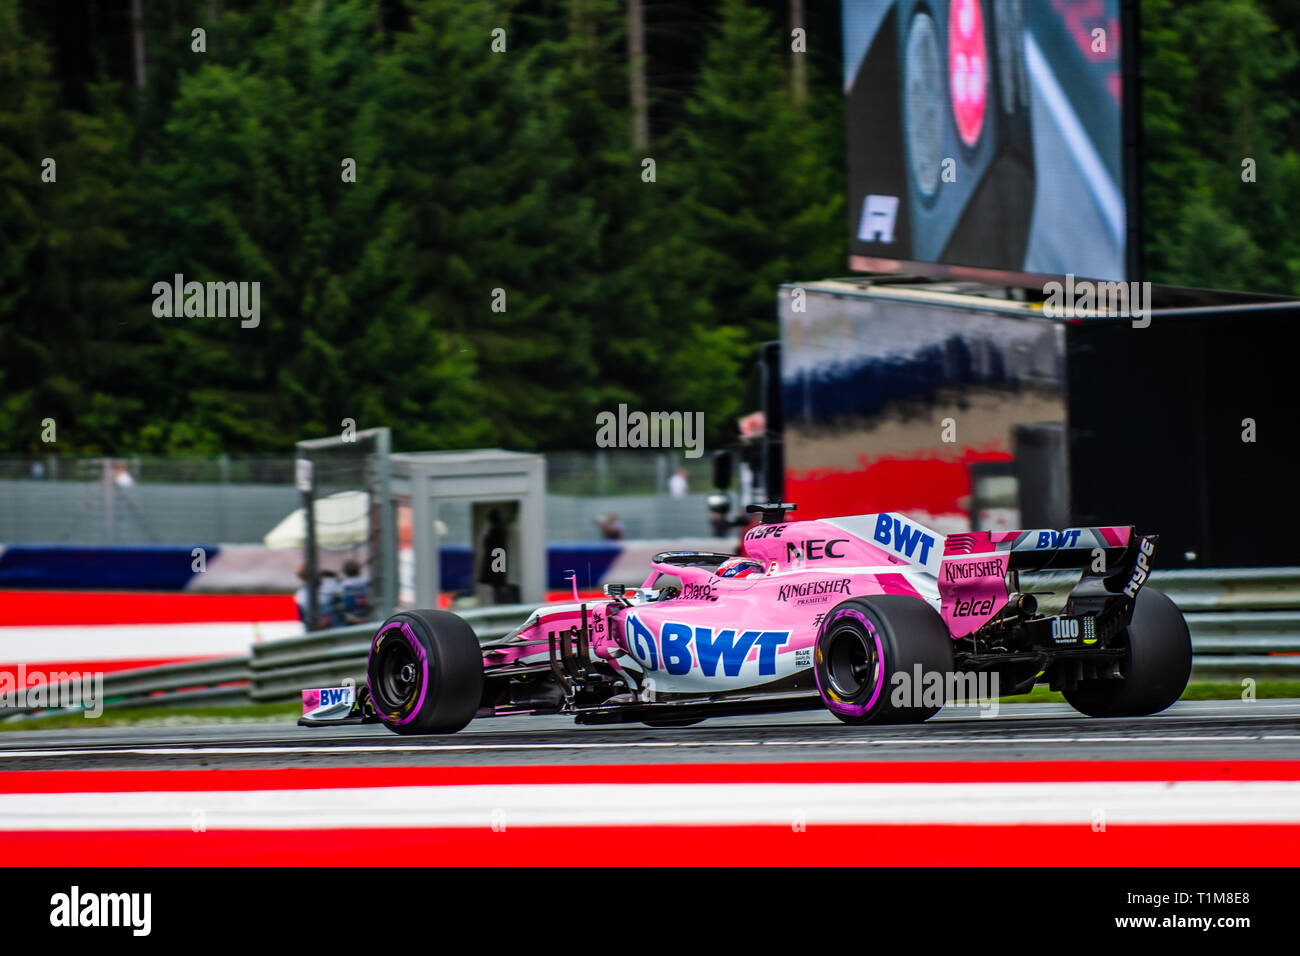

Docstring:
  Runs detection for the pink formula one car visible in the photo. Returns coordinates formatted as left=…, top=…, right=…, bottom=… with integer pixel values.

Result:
left=302, top=504, right=1191, bottom=734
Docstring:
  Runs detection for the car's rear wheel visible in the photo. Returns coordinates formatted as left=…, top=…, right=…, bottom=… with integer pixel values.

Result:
left=814, top=595, right=955, bottom=725
left=1062, top=588, right=1191, bottom=717
left=367, top=609, right=484, bottom=735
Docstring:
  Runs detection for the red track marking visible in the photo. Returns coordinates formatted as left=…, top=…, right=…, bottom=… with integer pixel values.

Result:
left=5, top=824, right=1298, bottom=866
left=0, top=591, right=298, bottom=626
left=4, top=761, right=1300, bottom=794
left=0, top=657, right=214, bottom=678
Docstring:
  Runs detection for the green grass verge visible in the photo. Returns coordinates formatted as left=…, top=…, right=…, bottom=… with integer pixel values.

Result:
left=3, top=682, right=1297, bottom=733
left=0, top=701, right=301, bottom=733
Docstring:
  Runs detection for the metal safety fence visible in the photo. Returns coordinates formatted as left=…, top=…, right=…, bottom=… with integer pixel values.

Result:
left=7, top=570, right=1300, bottom=718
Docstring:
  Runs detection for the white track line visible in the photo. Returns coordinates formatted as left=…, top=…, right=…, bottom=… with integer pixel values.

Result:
left=0, top=733, right=1289, bottom=759
left=2, top=781, right=1299, bottom=830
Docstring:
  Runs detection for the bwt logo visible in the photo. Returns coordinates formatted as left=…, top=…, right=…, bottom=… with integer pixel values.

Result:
left=319, top=688, right=351, bottom=707
left=1036, top=530, right=1082, bottom=549
left=872, top=515, right=936, bottom=565
left=625, top=615, right=788, bottom=677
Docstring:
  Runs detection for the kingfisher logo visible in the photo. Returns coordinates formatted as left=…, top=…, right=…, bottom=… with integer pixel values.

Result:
left=872, top=514, right=937, bottom=566
left=625, top=615, right=789, bottom=677
left=943, top=557, right=1006, bottom=582
left=777, top=579, right=851, bottom=602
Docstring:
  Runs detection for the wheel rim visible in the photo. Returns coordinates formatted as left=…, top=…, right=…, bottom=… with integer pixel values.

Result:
left=826, top=623, right=879, bottom=700
left=376, top=637, right=420, bottom=709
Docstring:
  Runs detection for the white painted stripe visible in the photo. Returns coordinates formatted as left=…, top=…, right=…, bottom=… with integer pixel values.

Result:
left=0, top=622, right=303, bottom=663
left=2, top=781, right=1298, bottom=831
left=0, top=733, right=1287, bottom=760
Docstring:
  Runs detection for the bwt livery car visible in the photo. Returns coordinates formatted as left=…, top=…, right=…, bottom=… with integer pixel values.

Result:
left=302, top=505, right=1191, bottom=734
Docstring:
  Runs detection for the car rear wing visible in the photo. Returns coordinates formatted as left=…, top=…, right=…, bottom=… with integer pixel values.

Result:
left=947, top=526, right=1157, bottom=592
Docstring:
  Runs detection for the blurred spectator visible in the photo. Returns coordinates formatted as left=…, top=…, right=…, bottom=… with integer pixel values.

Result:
left=112, top=461, right=135, bottom=487
left=295, top=562, right=350, bottom=630
left=294, top=563, right=313, bottom=628
left=668, top=468, right=688, bottom=497
left=707, top=493, right=732, bottom=536
left=318, top=569, right=343, bottom=627
left=30, top=461, right=45, bottom=480
left=339, top=558, right=372, bottom=623
left=595, top=513, right=625, bottom=540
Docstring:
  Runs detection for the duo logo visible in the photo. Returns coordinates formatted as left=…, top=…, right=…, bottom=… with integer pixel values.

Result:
left=872, top=514, right=936, bottom=566
left=625, top=614, right=789, bottom=677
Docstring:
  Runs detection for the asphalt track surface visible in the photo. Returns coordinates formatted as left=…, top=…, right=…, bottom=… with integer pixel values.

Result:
left=1, top=699, right=1297, bottom=771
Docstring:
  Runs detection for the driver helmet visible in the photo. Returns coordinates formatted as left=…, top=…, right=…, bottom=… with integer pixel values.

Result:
left=716, top=556, right=764, bottom=579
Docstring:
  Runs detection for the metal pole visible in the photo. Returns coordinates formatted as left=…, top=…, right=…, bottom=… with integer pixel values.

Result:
left=627, top=0, right=649, bottom=150
left=103, top=457, right=114, bottom=545
left=376, top=428, right=395, bottom=619
left=298, top=455, right=318, bottom=630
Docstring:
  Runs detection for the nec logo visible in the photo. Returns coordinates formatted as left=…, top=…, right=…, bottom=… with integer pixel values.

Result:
left=319, top=688, right=351, bottom=707
left=785, top=539, right=848, bottom=561
left=625, top=615, right=788, bottom=677
left=873, top=515, right=936, bottom=565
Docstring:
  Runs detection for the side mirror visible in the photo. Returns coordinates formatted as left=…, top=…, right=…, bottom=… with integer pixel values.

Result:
left=711, top=449, right=732, bottom=491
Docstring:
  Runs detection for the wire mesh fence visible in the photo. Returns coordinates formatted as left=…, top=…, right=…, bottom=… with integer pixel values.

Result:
left=0, top=450, right=724, bottom=545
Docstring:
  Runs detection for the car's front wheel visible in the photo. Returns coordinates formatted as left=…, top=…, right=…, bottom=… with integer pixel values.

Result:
left=367, top=609, right=484, bottom=735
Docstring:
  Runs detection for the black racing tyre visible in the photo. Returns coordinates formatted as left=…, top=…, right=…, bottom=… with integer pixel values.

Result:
left=1063, top=588, right=1191, bottom=718
left=367, top=609, right=484, bottom=735
left=813, top=595, right=955, bottom=725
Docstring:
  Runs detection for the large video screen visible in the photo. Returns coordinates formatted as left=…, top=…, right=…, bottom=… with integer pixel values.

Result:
left=843, top=0, right=1127, bottom=282
left=781, top=283, right=1066, bottom=533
